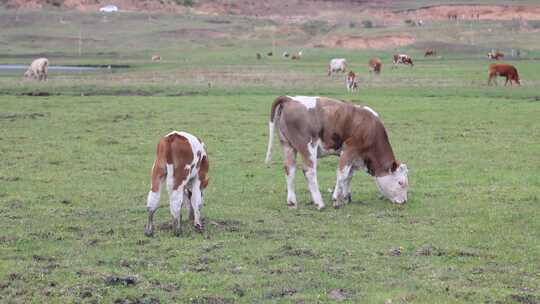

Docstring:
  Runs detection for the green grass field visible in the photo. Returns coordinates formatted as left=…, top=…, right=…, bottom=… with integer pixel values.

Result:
left=1, top=6, right=539, bottom=304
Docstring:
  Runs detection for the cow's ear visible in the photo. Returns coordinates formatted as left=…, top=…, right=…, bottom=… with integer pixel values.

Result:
left=391, top=160, right=400, bottom=172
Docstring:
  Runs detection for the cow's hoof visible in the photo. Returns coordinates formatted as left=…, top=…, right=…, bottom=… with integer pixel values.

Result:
left=144, top=226, right=154, bottom=237
left=316, top=204, right=325, bottom=211
left=172, top=219, right=181, bottom=237
left=332, top=201, right=343, bottom=209
left=287, top=202, right=297, bottom=209
left=194, top=223, right=204, bottom=232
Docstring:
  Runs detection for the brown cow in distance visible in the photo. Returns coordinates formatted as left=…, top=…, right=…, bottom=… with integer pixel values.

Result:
left=488, top=64, right=520, bottom=86
left=368, top=58, right=382, bottom=74
left=424, top=48, right=436, bottom=57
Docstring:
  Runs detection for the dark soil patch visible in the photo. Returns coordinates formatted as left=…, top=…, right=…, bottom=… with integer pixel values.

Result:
left=112, top=114, right=132, bottom=122
left=208, top=219, right=242, bottom=232
left=509, top=294, right=540, bottom=304
left=0, top=236, right=18, bottom=244
left=0, top=112, right=47, bottom=120
left=414, top=244, right=446, bottom=256
left=328, top=288, right=351, bottom=301
left=104, top=275, right=137, bottom=286
left=0, top=176, right=20, bottom=182
left=19, top=92, right=52, bottom=97
left=232, top=284, right=245, bottom=297
left=280, top=244, right=318, bottom=258
left=32, top=255, right=56, bottom=262
left=264, top=288, right=297, bottom=299
left=113, top=295, right=160, bottom=304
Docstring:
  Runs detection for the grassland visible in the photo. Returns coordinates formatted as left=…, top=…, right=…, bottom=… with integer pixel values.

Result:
left=1, top=6, right=540, bottom=304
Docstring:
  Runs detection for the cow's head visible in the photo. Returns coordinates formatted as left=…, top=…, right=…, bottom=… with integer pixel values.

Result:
left=375, top=162, right=409, bottom=204
left=23, top=70, right=32, bottom=78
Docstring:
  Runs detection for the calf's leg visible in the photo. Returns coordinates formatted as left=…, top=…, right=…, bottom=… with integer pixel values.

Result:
left=282, top=143, right=298, bottom=208
left=145, top=161, right=165, bottom=237
left=302, top=141, right=324, bottom=210
left=190, top=178, right=204, bottom=231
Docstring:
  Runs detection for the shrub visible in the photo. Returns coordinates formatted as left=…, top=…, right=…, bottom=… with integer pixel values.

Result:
left=404, top=19, right=416, bottom=27
left=301, top=20, right=330, bottom=36
left=362, top=20, right=373, bottom=28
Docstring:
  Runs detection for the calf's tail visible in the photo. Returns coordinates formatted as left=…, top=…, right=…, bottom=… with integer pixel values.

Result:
left=265, top=96, right=288, bottom=164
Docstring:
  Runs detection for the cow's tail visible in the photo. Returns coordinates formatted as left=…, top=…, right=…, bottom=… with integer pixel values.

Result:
left=265, top=96, right=288, bottom=164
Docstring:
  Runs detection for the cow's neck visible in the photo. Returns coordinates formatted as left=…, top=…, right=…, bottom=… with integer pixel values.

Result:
left=362, top=140, right=396, bottom=177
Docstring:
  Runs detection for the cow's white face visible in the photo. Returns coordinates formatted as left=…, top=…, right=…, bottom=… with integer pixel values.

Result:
left=375, top=164, right=409, bottom=204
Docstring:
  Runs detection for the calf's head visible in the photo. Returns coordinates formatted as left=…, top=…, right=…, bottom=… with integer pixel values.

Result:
left=374, top=162, right=409, bottom=204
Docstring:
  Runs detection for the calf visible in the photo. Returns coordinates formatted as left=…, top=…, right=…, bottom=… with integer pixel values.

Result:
left=392, top=54, right=413, bottom=68
left=265, top=96, right=409, bottom=209
left=368, top=58, right=382, bottom=74
left=346, top=71, right=359, bottom=92
left=24, top=58, right=49, bottom=81
left=145, top=131, right=209, bottom=237
left=487, top=51, right=504, bottom=60
left=328, top=58, right=347, bottom=76
left=424, top=48, right=436, bottom=57
left=488, top=64, right=520, bottom=86
left=151, top=55, right=161, bottom=61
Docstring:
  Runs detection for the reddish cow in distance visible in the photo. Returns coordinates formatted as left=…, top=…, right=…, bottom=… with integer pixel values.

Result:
left=488, top=64, right=520, bottom=86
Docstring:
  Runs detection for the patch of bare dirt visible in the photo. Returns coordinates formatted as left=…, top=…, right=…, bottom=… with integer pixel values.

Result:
left=159, top=28, right=229, bottom=39
left=412, top=5, right=540, bottom=21
left=315, top=34, right=415, bottom=49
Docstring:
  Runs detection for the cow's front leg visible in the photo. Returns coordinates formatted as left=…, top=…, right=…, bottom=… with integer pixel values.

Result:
left=190, top=179, right=203, bottom=231
left=332, top=164, right=352, bottom=208
left=303, top=141, right=324, bottom=210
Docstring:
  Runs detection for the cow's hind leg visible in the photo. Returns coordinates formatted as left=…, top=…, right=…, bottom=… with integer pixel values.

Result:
left=169, top=164, right=189, bottom=237
left=301, top=140, right=324, bottom=210
left=145, top=161, right=166, bottom=237
left=282, top=143, right=298, bottom=208
left=189, top=178, right=204, bottom=231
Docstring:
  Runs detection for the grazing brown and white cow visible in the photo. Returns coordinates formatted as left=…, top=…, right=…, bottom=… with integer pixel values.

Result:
left=424, top=48, right=436, bottom=57
left=368, top=58, right=382, bottom=74
left=488, top=64, right=520, bottom=86
left=392, top=54, right=413, bottom=68
left=151, top=55, right=161, bottom=62
left=265, top=96, right=409, bottom=209
left=487, top=51, right=504, bottom=60
left=145, top=131, right=209, bottom=237
left=346, top=71, right=359, bottom=92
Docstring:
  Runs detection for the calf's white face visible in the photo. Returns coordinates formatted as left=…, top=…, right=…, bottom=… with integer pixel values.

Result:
left=374, top=164, right=409, bottom=204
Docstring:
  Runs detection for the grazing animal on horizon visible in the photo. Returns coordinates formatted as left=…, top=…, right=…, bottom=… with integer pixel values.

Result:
left=291, top=51, right=302, bottom=60
left=424, top=48, right=436, bottom=57
left=368, top=58, right=382, bottom=74
left=267, top=51, right=273, bottom=56
left=487, top=51, right=504, bottom=60
left=256, top=53, right=262, bottom=60
left=145, top=131, right=209, bottom=237
left=265, top=96, right=409, bottom=209
left=328, top=58, right=347, bottom=76
left=392, top=54, right=413, bottom=68
left=151, top=55, right=161, bottom=62
left=346, top=71, right=359, bottom=92
left=283, top=51, right=290, bottom=58
left=488, top=64, right=520, bottom=86
left=24, top=58, right=49, bottom=81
